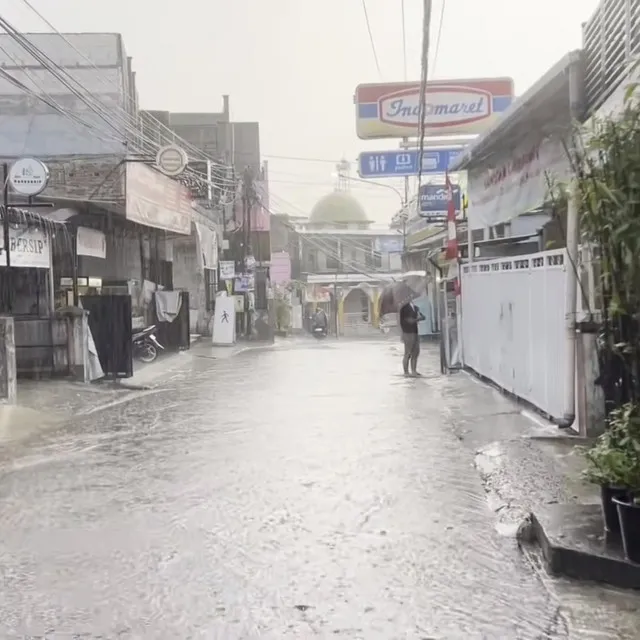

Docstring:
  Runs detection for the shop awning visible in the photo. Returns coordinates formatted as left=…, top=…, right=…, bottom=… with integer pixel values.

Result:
left=451, top=51, right=584, bottom=172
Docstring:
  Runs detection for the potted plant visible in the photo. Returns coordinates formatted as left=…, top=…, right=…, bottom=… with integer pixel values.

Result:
left=584, top=404, right=640, bottom=533
left=583, top=436, right=631, bottom=533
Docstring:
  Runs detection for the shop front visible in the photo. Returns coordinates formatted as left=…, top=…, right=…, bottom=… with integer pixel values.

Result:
left=0, top=223, right=53, bottom=316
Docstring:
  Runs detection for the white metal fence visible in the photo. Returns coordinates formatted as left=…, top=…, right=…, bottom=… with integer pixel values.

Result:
left=460, top=249, right=568, bottom=420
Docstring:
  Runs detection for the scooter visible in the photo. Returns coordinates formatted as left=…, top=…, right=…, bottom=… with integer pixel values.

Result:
left=312, top=325, right=328, bottom=339
left=133, top=325, right=164, bottom=363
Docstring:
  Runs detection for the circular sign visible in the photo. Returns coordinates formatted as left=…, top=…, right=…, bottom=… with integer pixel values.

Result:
left=156, top=145, right=188, bottom=177
left=9, top=157, right=50, bottom=196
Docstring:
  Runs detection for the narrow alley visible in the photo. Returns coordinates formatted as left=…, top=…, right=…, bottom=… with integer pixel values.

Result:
left=0, top=339, right=637, bottom=639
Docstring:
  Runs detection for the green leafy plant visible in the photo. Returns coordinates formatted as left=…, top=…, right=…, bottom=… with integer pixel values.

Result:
left=553, top=64, right=640, bottom=413
left=583, top=403, right=640, bottom=498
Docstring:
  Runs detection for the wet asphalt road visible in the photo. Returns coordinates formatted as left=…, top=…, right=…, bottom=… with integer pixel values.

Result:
left=0, top=339, right=638, bottom=639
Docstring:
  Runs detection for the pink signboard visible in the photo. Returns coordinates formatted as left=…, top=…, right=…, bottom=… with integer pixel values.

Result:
left=270, top=251, right=291, bottom=284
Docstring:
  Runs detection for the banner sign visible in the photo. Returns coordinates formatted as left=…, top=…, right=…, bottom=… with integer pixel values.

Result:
left=76, top=226, right=106, bottom=259
left=467, top=136, right=569, bottom=230
left=419, top=184, right=461, bottom=222
left=219, top=260, right=235, bottom=280
left=355, top=77, right=514, bottom=139
left=125, top=162, right=192, bottom=235
left=0, top=225, right=50, bottom=268
left=358, top=147, right=464, bottom=178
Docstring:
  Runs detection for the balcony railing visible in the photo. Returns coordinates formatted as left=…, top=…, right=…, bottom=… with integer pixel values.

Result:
left=583, top=0, right=640, bottom=112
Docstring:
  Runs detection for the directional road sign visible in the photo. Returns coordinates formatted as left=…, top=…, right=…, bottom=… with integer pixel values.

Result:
left=357, top=147, right=464, bottom=178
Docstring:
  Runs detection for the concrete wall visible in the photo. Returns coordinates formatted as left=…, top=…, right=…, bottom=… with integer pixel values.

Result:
left=0, top=33, right=132, bottom=157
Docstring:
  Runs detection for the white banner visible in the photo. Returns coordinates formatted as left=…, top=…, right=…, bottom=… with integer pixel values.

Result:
left=125, top=162, right=192, bottom=235
left=77, top=226, right=106, bottom=259
left=467, top=136, right=570, bottom=230
left=195, top=222, right=218, bottom=269
left=0, top=225, right=50, bottom=268
left=219, top=260, right=235, bottom=280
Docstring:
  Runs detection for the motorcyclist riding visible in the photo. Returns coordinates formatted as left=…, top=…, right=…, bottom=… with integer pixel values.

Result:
left=312, top=308, right=328, bottom=331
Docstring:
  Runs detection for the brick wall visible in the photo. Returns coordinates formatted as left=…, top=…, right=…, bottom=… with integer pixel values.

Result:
left=42, top=157, right=125, bottom=203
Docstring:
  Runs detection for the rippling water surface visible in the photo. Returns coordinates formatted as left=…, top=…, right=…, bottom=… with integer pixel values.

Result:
left=0, top=340, right=635, bottom=638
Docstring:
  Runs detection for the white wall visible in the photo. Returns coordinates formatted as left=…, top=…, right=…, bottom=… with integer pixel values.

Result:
left=461, top=249, right=568, bottom=420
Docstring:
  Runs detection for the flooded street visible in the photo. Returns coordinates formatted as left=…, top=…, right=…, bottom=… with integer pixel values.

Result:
left=0, top=339, right=637, bottom=639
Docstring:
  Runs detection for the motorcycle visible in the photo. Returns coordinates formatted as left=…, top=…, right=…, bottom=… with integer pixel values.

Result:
left=312, top=324, right=328, bottom=339
left=133, top=325, right=164, bottom=363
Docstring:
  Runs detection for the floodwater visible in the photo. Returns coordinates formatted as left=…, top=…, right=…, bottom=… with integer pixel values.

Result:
left=0, top=339, right=637, bottom=638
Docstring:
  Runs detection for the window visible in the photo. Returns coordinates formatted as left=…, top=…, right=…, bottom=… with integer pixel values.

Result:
left=205, top=268, right=217, bottom=311
left=326, top=252, right=339, bottom=270
left=307, top=249, right=317, bottom=271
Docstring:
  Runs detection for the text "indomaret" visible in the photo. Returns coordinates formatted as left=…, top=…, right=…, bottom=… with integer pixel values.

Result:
left=385, top=97, right=487, bottom=120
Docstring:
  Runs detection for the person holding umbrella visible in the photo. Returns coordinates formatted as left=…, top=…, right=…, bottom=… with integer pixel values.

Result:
left=399, top=299, right=425, bottom=376
left=378, top=272, right=427, bottom=377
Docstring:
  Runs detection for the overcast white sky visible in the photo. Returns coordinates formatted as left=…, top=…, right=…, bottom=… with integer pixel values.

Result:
left=3, top=0, right=602, bottom=223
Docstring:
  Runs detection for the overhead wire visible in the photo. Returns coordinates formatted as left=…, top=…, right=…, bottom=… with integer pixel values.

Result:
left=5, top=2, right=240, bottom=201
left=15, top=0, right=235, bottom=171
left=431, top=0, right=447, bottom=77
left=361, top=0, right=382, bottom=78
left=416, top=1, right=433, bottom=195
left=401, top=0, right=408, bottom=80
left=268, top=191, right=399, bottom=271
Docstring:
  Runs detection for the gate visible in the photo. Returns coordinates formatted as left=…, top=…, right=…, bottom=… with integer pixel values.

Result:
left=81, top=294, right=133, bottom=378
left=153, top=290, right=190, bottom=351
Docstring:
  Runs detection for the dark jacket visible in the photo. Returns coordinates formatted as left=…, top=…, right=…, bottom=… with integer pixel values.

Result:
left=399, top=302, right=420, bottom=334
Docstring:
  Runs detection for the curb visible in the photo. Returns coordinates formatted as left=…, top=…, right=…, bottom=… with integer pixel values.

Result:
left=530, top=503, right=640, bottom=590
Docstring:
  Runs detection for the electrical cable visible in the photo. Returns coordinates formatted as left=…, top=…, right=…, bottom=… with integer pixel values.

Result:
left=431, top=0, right=447, bottom=77
left=416, top=1, right=433, bottom=194
left=268, top=192, right=399, bottom=271
left=401, top=0, right=408, bottom=81
left=15, top=0, right=235, bottom=170
left=5, top=3, right=240, bottom=197
left=361, top=0, right=382, bottom=78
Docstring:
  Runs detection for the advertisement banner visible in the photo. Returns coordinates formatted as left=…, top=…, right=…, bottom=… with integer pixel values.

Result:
left=125, top=163, right=192, bottom=235
left=467, top=136, right=569, bottom=230
left=419, top=184, right=461, bottom=222
left=270, top=251, right=291, bottom=284
left=355, top=77, right=514, bottom=140
left=0, top=225, right=50, bottom=268
left=76, top=227, right=106, bottom=259
left=373, top=236, right=404, bottom=253
left=219, top=260, right=235, bottom=280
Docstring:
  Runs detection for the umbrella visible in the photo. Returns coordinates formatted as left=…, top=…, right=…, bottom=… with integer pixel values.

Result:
left=378, top=272, right=426, bottom=316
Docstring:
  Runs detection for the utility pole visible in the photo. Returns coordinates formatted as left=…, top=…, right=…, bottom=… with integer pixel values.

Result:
left=241, top=166, right=254, bottom=338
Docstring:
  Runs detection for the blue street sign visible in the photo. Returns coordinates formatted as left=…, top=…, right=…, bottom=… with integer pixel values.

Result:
left=419, top=184, right=461, bottom=223
left=357, top=147, right=464, bottom=178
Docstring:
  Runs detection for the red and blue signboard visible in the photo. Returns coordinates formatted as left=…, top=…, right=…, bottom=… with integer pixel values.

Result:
left=355, top=77, right=514, bottom=140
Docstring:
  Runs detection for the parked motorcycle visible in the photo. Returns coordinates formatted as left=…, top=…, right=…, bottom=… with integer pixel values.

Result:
left=133, top=325, right=164, bottom=363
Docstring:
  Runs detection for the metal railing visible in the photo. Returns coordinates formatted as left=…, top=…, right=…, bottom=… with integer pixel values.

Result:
left=583, top=0, right=640, bottom=112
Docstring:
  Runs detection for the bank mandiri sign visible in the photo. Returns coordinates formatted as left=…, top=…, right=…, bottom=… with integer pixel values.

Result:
left=354, top=78, right=514, bottom=139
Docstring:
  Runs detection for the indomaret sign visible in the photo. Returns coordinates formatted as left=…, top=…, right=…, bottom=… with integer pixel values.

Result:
left=354, top=78, right=514, bottom=139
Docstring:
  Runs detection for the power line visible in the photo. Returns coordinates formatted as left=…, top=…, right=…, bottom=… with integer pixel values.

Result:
left=263, top=154, right=341, bottom=164
left=401, top=0, right=408, bottom=81
left=431, top=0, right=447, bottom=77
left=12, top=1, right=239, bottom=175
left=361, top=0, right=382, bottom=78
left=416, top=0, right=433, bottom=193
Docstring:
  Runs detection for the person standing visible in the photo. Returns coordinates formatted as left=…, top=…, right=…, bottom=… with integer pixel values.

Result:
left=399, top=300, right=425, bottom=376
